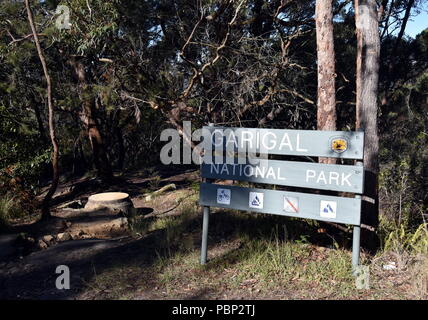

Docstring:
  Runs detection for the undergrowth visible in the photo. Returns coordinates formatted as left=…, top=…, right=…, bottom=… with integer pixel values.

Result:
left=0, top=194, right=25, bottom=231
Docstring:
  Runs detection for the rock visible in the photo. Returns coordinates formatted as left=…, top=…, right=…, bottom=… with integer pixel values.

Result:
left=42, top=235, right=54, bottom=243
left=56, top=232, right=71, bottom=242
left=27, top=237, right=35, bottom=243
left=67, top=217, right=129, bottom=238
left=383, top=262, right=397, bottom=270
left=37, top=240, right=48, bottom=250
left=69, top=230, right=85, bottom=240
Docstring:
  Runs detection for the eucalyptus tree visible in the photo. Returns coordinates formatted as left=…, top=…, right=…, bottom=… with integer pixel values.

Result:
left=315, top=0, right=336, bottom=165
left=24, top=0, right=59, bottom=219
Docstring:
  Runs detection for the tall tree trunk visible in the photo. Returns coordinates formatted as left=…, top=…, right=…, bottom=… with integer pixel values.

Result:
left=315, top=0, right=337, bottom=164
left=84, top=96, right=113, bottom=180
left=388, top=0, right=415, bottom=86
left=69, top=57, right=113, bottom=181
left=72, top=138, right=87, bottom=176
left=355, top=0, right=381, bottom=248
left=25, top=0, right=59, bottom=220
left=115, top=126, right=125, bottom=170
left=393, top=0, right=415, bottom=56
left=111, top=109, right=125, bottom=170
left=31, top=95, right=48, bottom=145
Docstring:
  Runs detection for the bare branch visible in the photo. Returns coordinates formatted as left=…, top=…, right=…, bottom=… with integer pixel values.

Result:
left=181, top=0, right=245, bottom=99
left=7, top=29, right=47, bottom=45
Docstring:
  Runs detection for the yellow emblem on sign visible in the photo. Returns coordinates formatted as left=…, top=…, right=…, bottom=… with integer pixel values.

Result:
left=331, top=138, right=348, bottom=153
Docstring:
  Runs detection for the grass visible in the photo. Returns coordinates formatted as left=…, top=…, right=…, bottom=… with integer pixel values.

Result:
left=148, top=233, right=359, bottom=299
left=80, top=188, right=428, bottom=300
left=0, top=194, right=24, bottom=231
left=83, top=200, right=371, bottom=299
left=128, top=190, right=199, bottom=237
left=374, top=220, right=428, bottom=299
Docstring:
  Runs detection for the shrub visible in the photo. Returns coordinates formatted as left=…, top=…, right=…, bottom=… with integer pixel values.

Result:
left=0, top=194, right=24, bottom=230
left=383, top=223, right=428, bottom=255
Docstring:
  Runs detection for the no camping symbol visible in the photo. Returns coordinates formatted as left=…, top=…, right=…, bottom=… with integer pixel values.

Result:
left=283, top=196, right=299, bottom=213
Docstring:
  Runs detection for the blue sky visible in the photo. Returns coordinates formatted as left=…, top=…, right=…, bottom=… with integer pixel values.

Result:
left=405, top=5, right=428, bottom=38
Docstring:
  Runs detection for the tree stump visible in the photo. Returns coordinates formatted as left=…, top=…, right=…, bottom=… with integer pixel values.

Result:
left=84, top=192, right=135, bottom=216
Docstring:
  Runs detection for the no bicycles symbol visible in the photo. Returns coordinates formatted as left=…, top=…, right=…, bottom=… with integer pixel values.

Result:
left=217, top=188, right=231, bottom=205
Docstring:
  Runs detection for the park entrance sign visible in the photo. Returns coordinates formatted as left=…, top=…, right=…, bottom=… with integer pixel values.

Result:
left=199, top=125, right=365, bottom=269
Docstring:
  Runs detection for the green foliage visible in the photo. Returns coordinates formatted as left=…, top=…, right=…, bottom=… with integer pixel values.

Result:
left=378, top=68, right=427, bottom=228
left=383, top=223, right=428, bottom=255
left=0, top=0, right=426, bottom=237
left=0, top=193, right=25, bottom=230
left=0, top=101, right=52, bottom=188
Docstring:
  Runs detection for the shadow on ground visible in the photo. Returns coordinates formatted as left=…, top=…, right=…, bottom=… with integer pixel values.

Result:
left=0, top=166, right=357, bottom=300
left=0, top=206, right=354, bottom=300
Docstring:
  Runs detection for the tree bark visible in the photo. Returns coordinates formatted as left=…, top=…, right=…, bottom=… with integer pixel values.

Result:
left=25, top=0, right=59, bottom=220
left=112, top=108, right=125, bottom=170
left=72, top=138, right=87, bottom=176
left=389, top=0, right=415, bottom=85
left=115, top=126, right=125, bottom=170
left=315, top=0, right=337, bottom=164
left=31, top=95, right=48, bottom=145
left=356, top=0, right=380, bottom=174
left=393, top=0, right=415, bottom=56
left=355, top=0, right=381, bottom=248
left=69, top=57, right=113, bottom=181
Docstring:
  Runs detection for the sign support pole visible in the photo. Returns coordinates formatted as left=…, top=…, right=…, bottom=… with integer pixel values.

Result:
left=352, top=160, right=364, bottom=273
left=200, top=206, right=210, bottom=264
left=352, top=222, right=361, bottom=269
left=201, top=122, right=214, bottom=265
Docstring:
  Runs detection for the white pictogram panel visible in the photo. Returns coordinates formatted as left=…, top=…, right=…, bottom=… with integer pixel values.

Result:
left=217, top=188, right=231, bottom=205
left=320, top=200, right=337, bottom=219
left=283, top=196, right=299, bottom=213
left=249, top=192, right=264, bottom=209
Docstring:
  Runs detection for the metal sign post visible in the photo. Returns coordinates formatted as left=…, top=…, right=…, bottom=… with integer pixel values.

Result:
left=199, top=126, right=364, bottom=271
left=352, top=161, right=364, bottom=272
left=200, top=205, right=210, bottom=265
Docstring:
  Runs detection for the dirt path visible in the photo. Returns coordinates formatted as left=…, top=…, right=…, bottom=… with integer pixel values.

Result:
left=0, top=238, right=126, bottom=299
left=1, top=167, right=425, bottom=300
left=0, top=167, right=199, bottom=300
